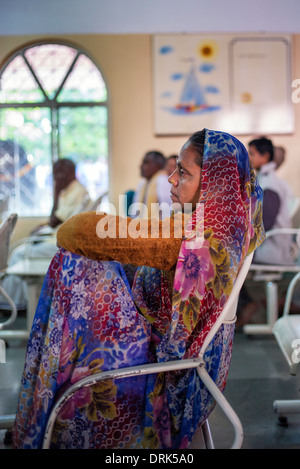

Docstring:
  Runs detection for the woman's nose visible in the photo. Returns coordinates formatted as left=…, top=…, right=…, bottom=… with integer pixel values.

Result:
left=168, top=169, right=178, bottom=186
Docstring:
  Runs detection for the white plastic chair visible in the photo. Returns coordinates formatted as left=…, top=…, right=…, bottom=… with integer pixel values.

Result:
left=289, top=197, right=300, bottom=220
left=0, top=215, right=30, bottom=440
left=42, top=252, right=254, bottom=449
left=87, top=191, right=109, bottom=211
left=0, top=195, right=9, bottom=218
left=6, top=193, right=109, bottom=263
left=0, top=214, right=18, bottom=331
left=272, top=271, right=300, bottom=426
left=244, top=228, right=300, bottom=335
left=3, top=194, right=104, bottom=323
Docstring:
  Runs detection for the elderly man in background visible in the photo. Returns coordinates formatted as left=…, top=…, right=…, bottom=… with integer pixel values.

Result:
left=0, top=158, right=90, bottom=311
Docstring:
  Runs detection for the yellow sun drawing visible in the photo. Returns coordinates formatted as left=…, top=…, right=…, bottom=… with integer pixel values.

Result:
left=198, top=40, right=219, bottom=61
left=241, top=92, right=252, bottom=104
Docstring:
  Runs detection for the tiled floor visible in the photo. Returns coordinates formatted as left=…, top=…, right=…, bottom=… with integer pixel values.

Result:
left=0, top=311, right=299, bottom=449
left=0, top=332, right=26, bottom=449
left=210, top=333, right=300, bottom=449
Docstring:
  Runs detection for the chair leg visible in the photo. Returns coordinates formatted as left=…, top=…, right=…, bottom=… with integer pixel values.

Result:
left=273, top=400, right=300, bottom=426
left=201, top=420, right=214, bottom=449
left=266, top=281, right=278, bottom=327
left=197, top=365, right=243, bottom=449
left=0, top=285, right=17, bottom=330
left=189, top=420, right=214, bottom=449
left=3, top=429, right=13, bottom=445
left=0, top=414, right=15, bottom=429
left=243, top=280, right=278, bottom=335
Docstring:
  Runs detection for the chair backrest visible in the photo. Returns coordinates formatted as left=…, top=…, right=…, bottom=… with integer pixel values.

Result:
left=289, top=197, right=300, bottom=219
left=0, top=195, right=9, bottom=214
left=0, top=213, right=18, bottom=271
left=88, top=191, right=109, bottom=211
left=282, top=271, right=300, bottom=317
left=250, top=228, right=300, bottom=273
left=199, top=252, right=253, bottom=358
left=264, top=227, right=300, bottom=240
left=273, top=271, right=300, bottom=375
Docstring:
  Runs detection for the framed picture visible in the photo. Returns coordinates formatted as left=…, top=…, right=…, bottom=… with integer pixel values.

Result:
left=153, top=34, right=293, bottom=135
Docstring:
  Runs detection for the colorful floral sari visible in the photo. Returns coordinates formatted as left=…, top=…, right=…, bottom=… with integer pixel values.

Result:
left=12, top=129, right=265, bottom=449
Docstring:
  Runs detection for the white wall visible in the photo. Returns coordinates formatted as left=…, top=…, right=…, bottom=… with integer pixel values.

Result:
left=2, top=0, right=300, bottom=36
left=2, top=1, right=300, bottom=238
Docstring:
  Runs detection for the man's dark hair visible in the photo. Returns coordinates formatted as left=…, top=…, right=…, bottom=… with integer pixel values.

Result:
left=145, top=151, right=166, bottom=169
left=167, top=154, right=177, bottom=161
left=187, top=129, right=206, bottom=167
left=249, top=137, right=274, bottom=161
left=53, top=158, right=76, bottom=175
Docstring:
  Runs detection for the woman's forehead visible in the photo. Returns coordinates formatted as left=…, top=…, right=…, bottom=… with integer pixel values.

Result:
left=177, top=144, right=198, bottom=167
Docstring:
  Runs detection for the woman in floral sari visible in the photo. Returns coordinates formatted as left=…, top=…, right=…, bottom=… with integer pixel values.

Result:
left=12, top=129, right=265, bottom=449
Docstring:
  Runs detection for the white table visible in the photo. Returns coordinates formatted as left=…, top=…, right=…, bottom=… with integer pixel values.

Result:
left=0, top=258, right=51, bottom=340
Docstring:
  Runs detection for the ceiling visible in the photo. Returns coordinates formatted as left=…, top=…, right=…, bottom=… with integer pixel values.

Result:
left=1, top=0, right=300, bottom=36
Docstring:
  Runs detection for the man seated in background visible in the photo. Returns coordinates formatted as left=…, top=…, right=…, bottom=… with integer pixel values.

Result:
left=32, top=158, right=90, bottom=234
left=237, top=137, right=295, bottom=327
left=249, top=137, right=294, bottom=265
left=0, top=158, right=90, bottom=311
left=133, top=150, right=172, bottom=219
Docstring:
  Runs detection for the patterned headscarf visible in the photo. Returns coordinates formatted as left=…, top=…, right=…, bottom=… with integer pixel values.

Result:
left=157, top=128, right=265, bottom=361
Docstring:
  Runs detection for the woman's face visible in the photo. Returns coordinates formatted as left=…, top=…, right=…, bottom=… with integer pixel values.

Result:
left=168, top=142, right=202, bottom=209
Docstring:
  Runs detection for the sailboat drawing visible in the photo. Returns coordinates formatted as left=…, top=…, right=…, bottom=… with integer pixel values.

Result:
left=164, top=65, right=221, bottom=115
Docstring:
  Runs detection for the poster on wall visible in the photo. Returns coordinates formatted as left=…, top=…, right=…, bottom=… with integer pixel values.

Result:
left=153, top=34, right=293, bottom=135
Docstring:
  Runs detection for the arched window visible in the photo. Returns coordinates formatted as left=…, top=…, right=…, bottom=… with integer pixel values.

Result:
left=0, top=41, right=109, bottom=216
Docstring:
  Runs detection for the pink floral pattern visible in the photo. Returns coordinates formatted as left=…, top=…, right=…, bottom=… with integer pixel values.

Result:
left=174, top=239, right=214, bottom=300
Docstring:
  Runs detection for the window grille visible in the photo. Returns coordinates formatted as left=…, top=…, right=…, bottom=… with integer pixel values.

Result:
left=0, top=41, right=108, bottom=216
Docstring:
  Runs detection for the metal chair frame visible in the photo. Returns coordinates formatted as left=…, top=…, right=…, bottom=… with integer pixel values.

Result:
left=42, top=253, right=254, bottom=449
left=244, top=228, right=300, bottom=335
left=272, top=271, right=300, bottom=426
left=0, top=214, right=18, bottom=331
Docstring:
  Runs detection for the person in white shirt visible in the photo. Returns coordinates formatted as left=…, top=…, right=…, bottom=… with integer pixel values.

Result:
left=49, top=159, right=90, bottom=228
left=237, top=137, right=295, bottom=327
left=31, top=159, right=90, bottom=234
left=249, top=137, right=294, bottom=265
left=132, top=151, right=172, bottom=219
